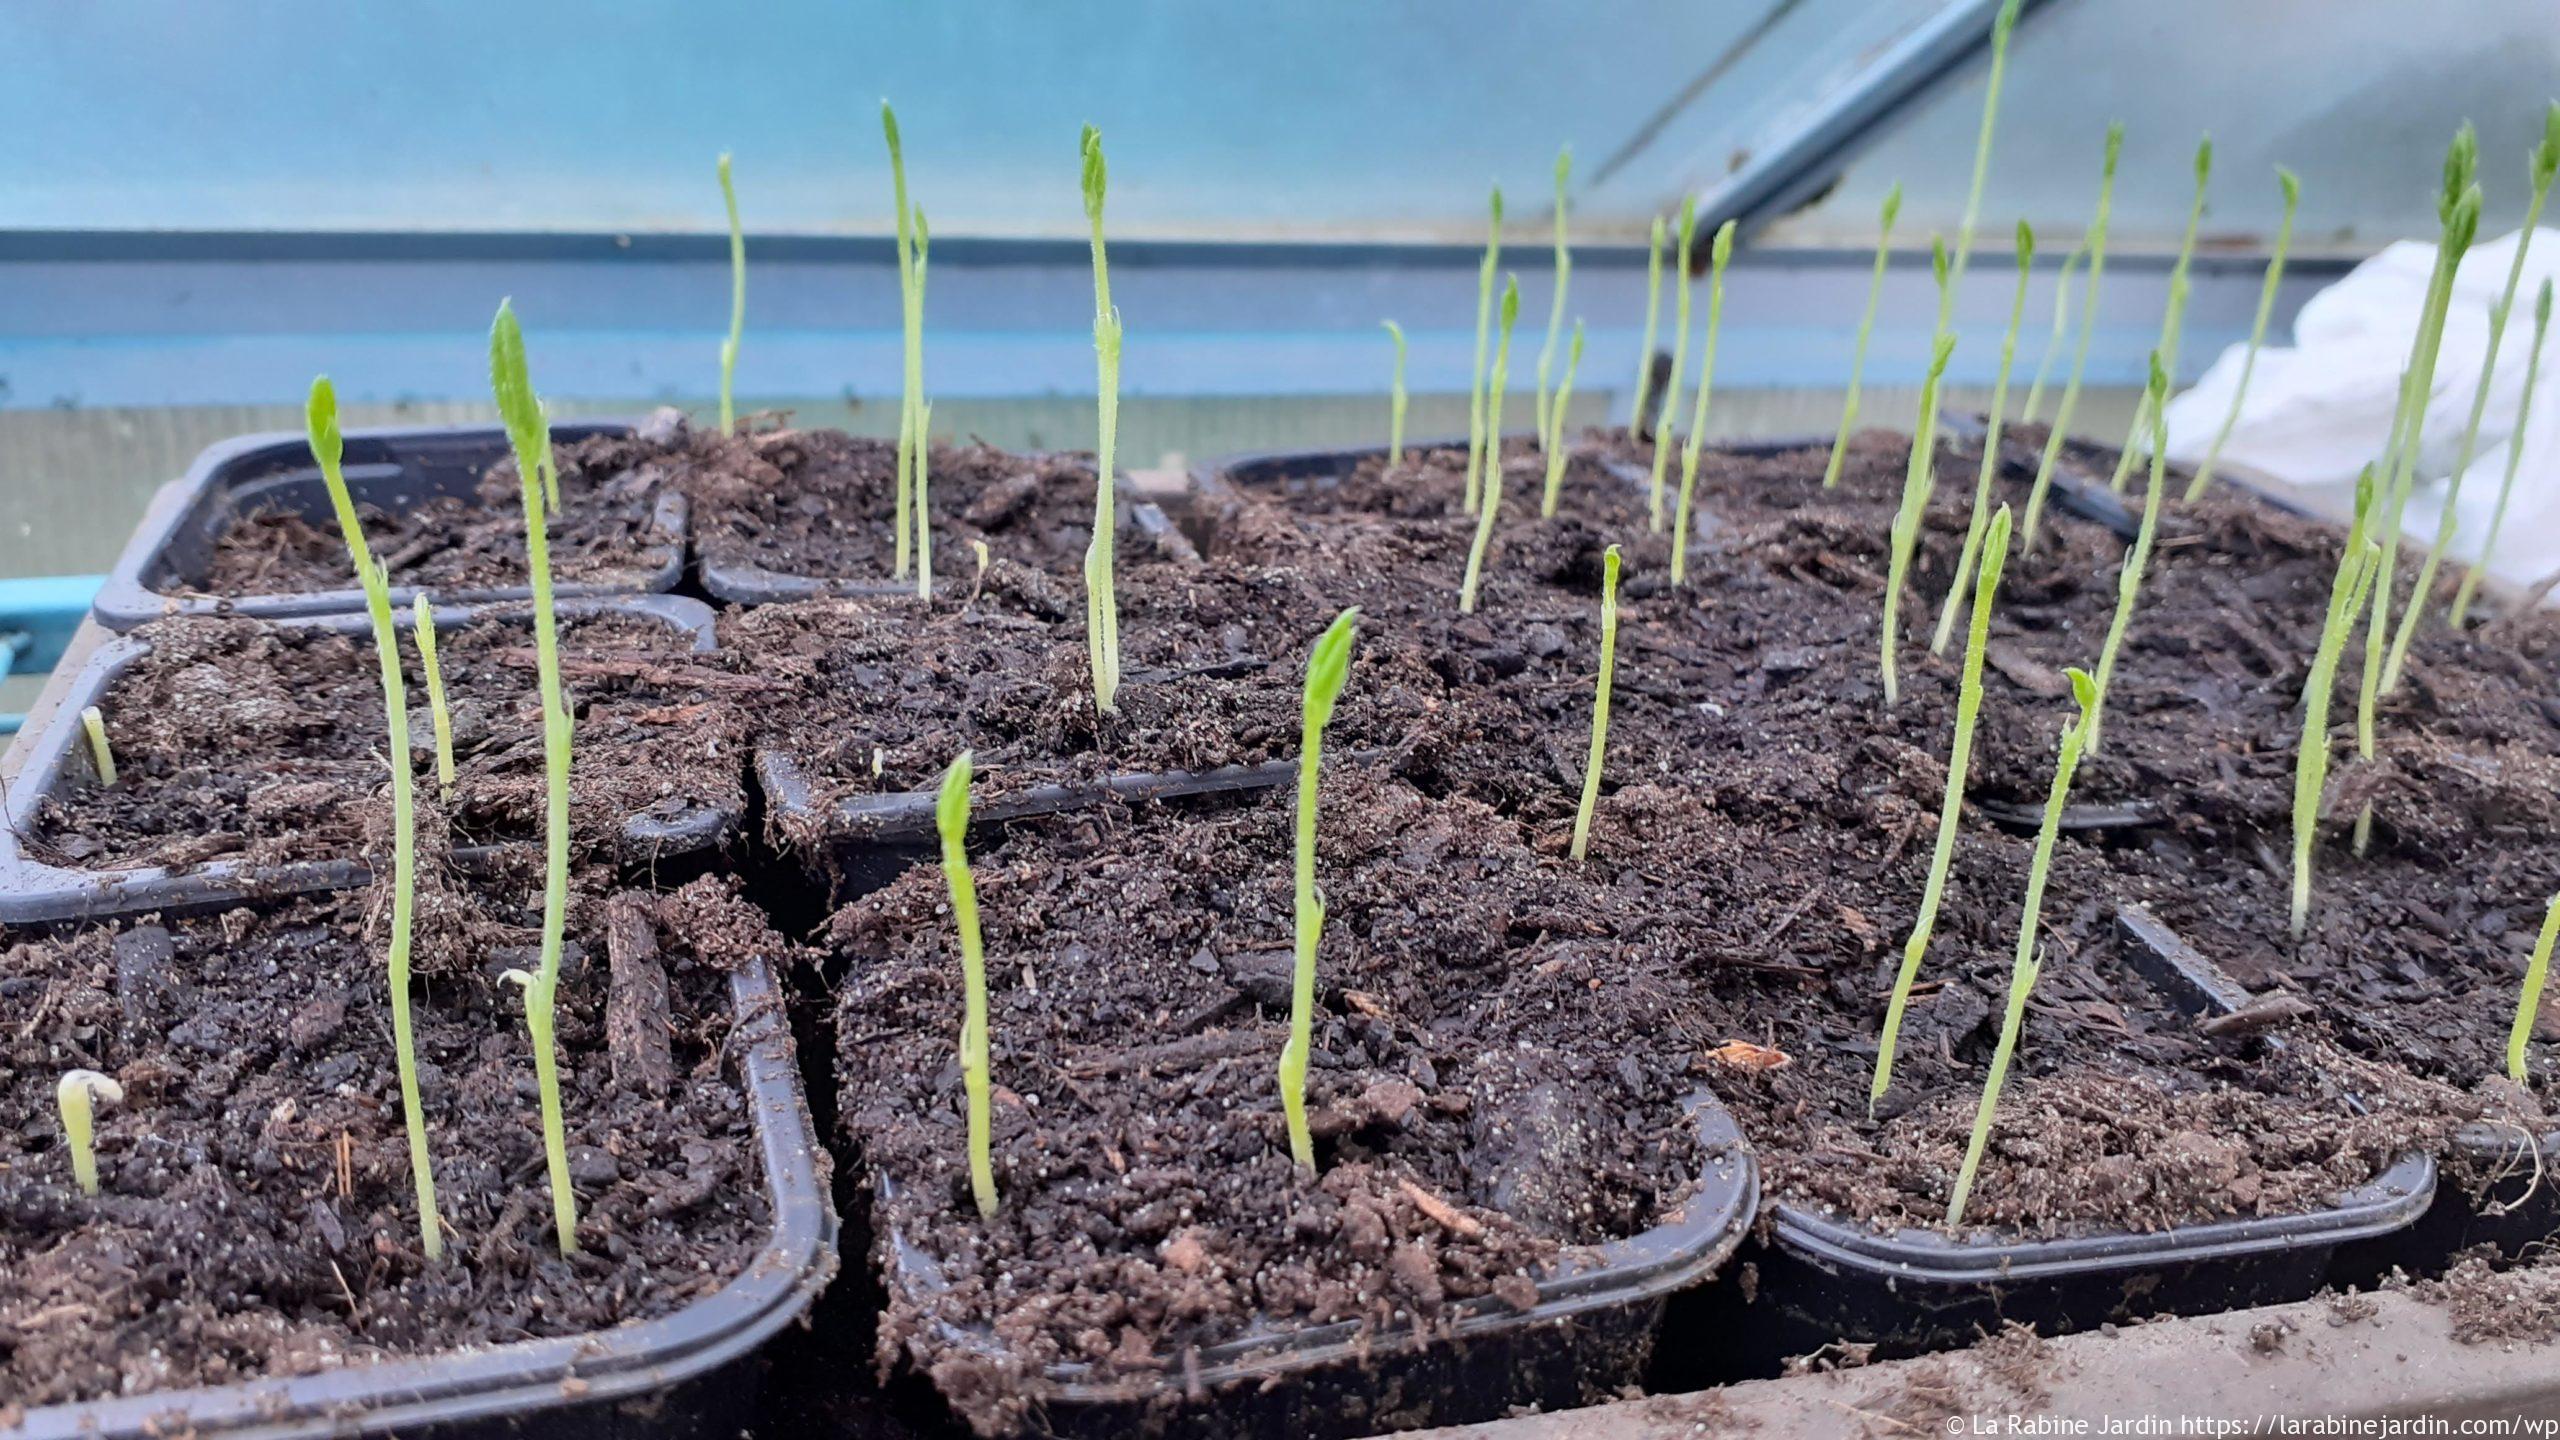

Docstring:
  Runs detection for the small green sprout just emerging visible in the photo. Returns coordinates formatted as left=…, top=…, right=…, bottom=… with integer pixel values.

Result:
left=717, top=152, right=745, bottom=434
left=2019, top=242, right=2084, bottom=431
left=915, top=400, right=935, bottom=602
left=1081, top=125, right=1125, bottom=715
left=309, top=375, right=443, bottom=1260
left=1671, top=220, right=1738, bottom=585
left=2107, top=136, right=2214, bottom=495
left=1938, top=0, right=2024, bottom=320
left=1648, top=197, right=1700, bottom=527
left=1823, top=184, right=1903, bottom=491
left=412, top=594, right=456, bottom=799
left=79, top=704, right=115, bottom=785
left=1382, top=320, right=1409, bottom=468
left=57, top=1069, right=122, bottom=1198
left=1947, top=666, right=2101, bottom=1231
left=490, top=302, right=581, bottom=1256
left=1280, top=609, right=1360, bottom=1170
left=2509, top=890, right=2560, bottom=1085
left=1880, top=245, right=1957, bottom=708
left=1466, top=186, right=1505, bottom=516
left=2085, top=350, right=2177, bottom=756
left=1872, top=505, right=2012, bottom=1111
left=1535, top=145, right=1573, bottom=459
left=1459, top=279, right=1522, bottom=615
left=2185, top=168, right=2301, bottom=501
left=2292, top=469, right=2382, bottom=940
left=1571, top=544, right=1624, bottom=862
left=1933, top=223, right=2035, bottom=656
left=2023, top=123, right=2125, bottom=550
left=885, top=102, right=929, bottom=581
left=2453, top=277, right=2556, bottom=627
left=936, top=752, right=998, bottom=1219
left=1630, top=214, right=1667, bottom=441
left=1539, top=321, right=1586, bottom=518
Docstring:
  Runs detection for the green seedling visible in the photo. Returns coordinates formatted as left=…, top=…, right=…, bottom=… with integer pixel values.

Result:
left=1570, top=544, right=1624, bottom=862
left=1946, top=667, right=2100, bottom=1231
left=1880, top=250, right=1957, bottom=708
left=1671, top=221, right=1738, bottom=585
left=2085, top=350, right=2177, bottom=756
left=1629, top=215, right=1667, bottom=440
left=1081, top=126, right=1124, bottom=715
left=915, top=400, right=935, bottom=601
left=717, top=152, right=745, bottom=434
left=2022, top=123, right=2125, bottom=549
left=1539, top=321, right=1586, bottom=517
left=2389, top=108, right=2559, bottom=677
left=79, top=704, right=115, bottom=785
left=1823, top=185, right=1903, bottom=491
left=1938, top=0, right=2024, bottom=323
left=412, top=595, right=456, bottom=799
left=1459, top=279, right=1522, bottom=615
left=1280, top=608, right=1360, bottom=1170
left=936, top=752, right=997, bottom=1218
left=2018, top=243, right=2084, bottom=431
left=1382, top=320, right=1409, bottom=467
left=1933, top=224, right=2036, bottom=655
left=2107, top=136, right=2214, bottom=495
left=2453, top=278, right=2556, bottom=626
left=2509, top=889, right=2560, bottom=1084
left=489, top=302, right=580, bottom=1256
left=1872, top=506, right=2012, bottom=1111
left=309, top=375, right=443, bottom=1260
left=1648, top=197, right=1700, bottom=527
left=2185, top=169, right=2302, bottom=501
left=885, top=102, right=928, bottom=581
left=56, top=1069, right=122, bottom=1197
left=1536, top=146, right=1574, bottom=458
left=1466, top=186, right=1505, bottom=516
left=2292, top=469, right=2382, bottom=940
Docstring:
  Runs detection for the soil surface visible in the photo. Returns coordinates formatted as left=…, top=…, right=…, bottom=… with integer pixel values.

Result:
left=0, top=871, right=779, bottom=1407
left=32, top=609, right=750, bottom=873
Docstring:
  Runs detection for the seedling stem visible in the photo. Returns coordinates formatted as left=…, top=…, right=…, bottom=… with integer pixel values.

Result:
left=1280, top=610, right=1360, bottom=1169
left=1570, top=544, right=1623, bottom=862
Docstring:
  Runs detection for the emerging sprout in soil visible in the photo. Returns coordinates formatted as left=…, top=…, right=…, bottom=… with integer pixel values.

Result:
left=2291, top=468, right=2382, bottom=941
left=2388, top=110, right=2559, bottom=677
left=2022, top=123, right=2125, bottom=550
left=2018, top=242, right=2084, bottom=432
left=1465, top=186, right=1505, bottom=517
left=56, top=1069, right=122, bottom=1198
left=1937, top=0, right=2024, bottom=322
left=1459, top=278, right=1523, bottom=615
left=1932, top=223, right=2036, bottom=656
left=1946, top=666, right=2101, bottom=1232
left=1081, top=126, right=1125, bottom=715
left=2084, top=349, right=2177, bottom=756
left=1872, top=505, right=2012, bottom=1111
left=1280, top=608, right=1360, bottom=1170
left=936, top=752, right=998, bottom=1219
left=412, top=595, right=456, bottom=799
left=1382, top=320, right=1409, bottom=468
left=1535, top=146, right=1574, bottom=459
left=1880, top=252, right=1957, bottom=708
left=1630, top=214, right=1667, bottom=441
left=1670, top=221, right=1739, bottom=585
left=1571, top=544, right=1624, bottom=863
left=78, top=704, right=115, bottom=785
left=1647, top=196, right=1700, bottom=527
left=1539, top=321, right=1586, bottom=518
left=2452, top=277, right=2557, bottom=627
left=885, top=102, right=929, bottom=581
left=2509, top=889, right=2560, bottom=1085
left=717, top=152, right=745, bottom=434
left=309, top=374, right=443, bottom=1260
left=489, top=301, right=581, bottom=1256
left=915, top=400, right=935, bottom=602
left=1822, top=184, right=1903, bottom=491
left=2184, top=168, right=2302, bottom=501
left=2106, top=136, right=2213, bottom=496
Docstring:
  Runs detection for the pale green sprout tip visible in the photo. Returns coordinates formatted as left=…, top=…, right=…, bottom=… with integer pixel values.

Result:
left=57, top=1069, right=122, bottom=1198
left=1459, top=279, right=1522, bottom=614
left=79, top=704, right=115, bottom=785
left=1570, top=544, right=1623, bottom=862
left=1280, top=609, right=1360, bottom=1171
left=936, top=751, right=998, bottom=1219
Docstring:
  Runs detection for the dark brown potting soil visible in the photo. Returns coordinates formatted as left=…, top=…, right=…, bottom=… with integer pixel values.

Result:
left=0, top=872, right=776, bottom=1408
left=31, top=610, right=750, bottom=873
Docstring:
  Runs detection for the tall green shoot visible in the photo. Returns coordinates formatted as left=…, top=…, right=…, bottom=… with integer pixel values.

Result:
left=915, top=400, right=935, bottom=602
left=2452, top=278, right=2556, bottom=627
left=1460, top=279, right=1522, bottom=615
left=1280, top=609, right=1360, bottom=1170
left=1670, top=221, right=1738, bottom=582
left=1933, top=223, right=2035, bottom=655
left=1382, top=320, right=1409, bottom=468
left=2085, top=350, right=2176, bottom=755
left=2106, top=136, right=2214, bottom=495
left=717, top=152, right=745, bottom=433
left=1465, top=187, right=1504, bottom=516
left=56, top=1070, right=121, bottom=1198
left=1539, top=321, right=1586, bottom=517
left=1570, top=544, right=1623, bottom=862
left=1872, top=506, right=2011, bottom=1111
left=936, top=752, right=997, bottom=1219
left=412, top=594, right=456, bottom=800
left=79, top=705, right=115, bottom=785
left=2291, top=469, right=2381, bottom=940
left=1938, top=0, right=2024, bottom=323
left=2184, top=169, right=2302, bottom=501
left=1647, top=197, right=1699, bottom=527
left=2018, top=243, right=2083, bottom=430
left=308, top=375, right=442, bottom=1261
left=1880, top=244, right=1957, bottom=708
left=1535, top=146, right=1574, bottom=457
left=1629, top=215, right=1666, bottom=440
left=1080, top=126, right=1124, bottom=715
left=1947, top=667, right=2100, bottom=1231
left=1823, top=185, right=1902, bottom=490
left=2509, top=891, right=2560, bottom=1085
left=885, top=102, right=928, bottom=580
left=2022, top=123, right=2124, bottom=550
left=489, top=301, right=580, bottom=1256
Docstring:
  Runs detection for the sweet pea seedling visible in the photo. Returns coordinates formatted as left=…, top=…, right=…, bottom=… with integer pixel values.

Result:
left=1535, top=146, right=1574, bottom=460
left=1081, top=126, right=1124, bottom=715
left=412, top=594, right=456, bottom=799
left=79, top=704, right=115, bottom=785
left=885, top=103, right=929, bottom=580
left=57, top=1069, right=122, bottom=1198
left=1629, top=215, right=1667, bottom=441
left=2292, top=469, right=2382, bottom=940
left=1823, top=184, right=1903, bottom=491
left=2084, top=349, right=2177, bottom=756
left=1671, top=220, right=1738, bottom=586
left=936, top=752, right=997, bottom=1219
left=717, top=152, right=745, bottom=434
left=1539, top=321, right=1586, bottom=518
left=1280, top=609, right=1359, bottom=1170
left=1382, top=320, right=1409, bottom=468
left=1881, top=308, right=1957, bottom=707
left=2106, top=136, right=2214, bottom=496
left=2019, top=242, right=2083, bottom=432
left=1939, top=0, right=2025, bottom=319
left=1570, top=544, right=1623, bottom=862
left=1934, top=223, right=2035, bottom=656
left=1459, top=279, right=1522, bottom=615
left=2186, top=169, right=2301, bottom=501
left=2022, top=123, right=2125, bottom=550
left=1466, top=186, right=1505, bottom=516
left=1647, top=197, right=1699, bottom=528
left=915, top=400, right=935, bottom=602
left=2453, top=278, right=2556, bottom=627
left=2510, top=889, right=2560, bottom=1085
